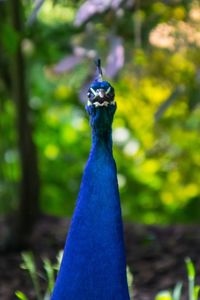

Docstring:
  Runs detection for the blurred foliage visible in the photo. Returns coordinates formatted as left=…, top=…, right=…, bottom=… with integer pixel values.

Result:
left=155, top=258, right=200, bottom=300
left=16, top=251, right=134, bottom=300
left=16, top=250, right=63, bottom=300
left=1, top=0, right=200, bottom=224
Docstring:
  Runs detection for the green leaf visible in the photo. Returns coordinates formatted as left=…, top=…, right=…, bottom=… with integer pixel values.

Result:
left=15, top=291, right=28, bottom=300
left=185, top=257, right=195, bottom=280
left=21, top=252, right=37, bottom=274
left=126, top=266, right=134, bottom=300
left=155, top=291, right=172, bottom=300
left=43, top=258, right=55, bottom=293
left=54, top=250, right=63, bottom=271
left=194, top=286, right=200, bottom=300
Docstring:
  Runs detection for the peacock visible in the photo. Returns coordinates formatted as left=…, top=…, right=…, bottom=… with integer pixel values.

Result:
left=51, top=59, right=130, bottom=300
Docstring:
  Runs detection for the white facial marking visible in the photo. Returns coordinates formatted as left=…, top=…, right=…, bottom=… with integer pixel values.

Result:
left=90, top=88, right=97, bottom=98
left=106, top=87, right=111, bottom=94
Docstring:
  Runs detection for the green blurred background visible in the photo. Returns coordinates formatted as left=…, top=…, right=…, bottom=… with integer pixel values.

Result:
left=1, top=0, right=200, bottom=241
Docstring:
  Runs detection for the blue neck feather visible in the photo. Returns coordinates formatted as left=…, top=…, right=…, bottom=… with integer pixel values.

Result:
left=51, top=104, right=130, bottom=300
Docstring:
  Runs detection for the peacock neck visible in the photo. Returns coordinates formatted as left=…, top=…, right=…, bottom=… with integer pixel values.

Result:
left=51, top=103, right=130, bottom=300
left=87, top=104, right=116, bottom=156
left=91, top=126, right=113, bottom=153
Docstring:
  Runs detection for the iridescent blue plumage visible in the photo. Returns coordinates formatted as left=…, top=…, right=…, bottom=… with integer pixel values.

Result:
left=51, top=61, right=130, bottom=300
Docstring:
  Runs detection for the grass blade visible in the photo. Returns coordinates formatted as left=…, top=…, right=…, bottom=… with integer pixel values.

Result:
left=21, top=252, right=42, bottom=300
left=172, top=282, right=183, bottom=300
left=185, top=257, right=195, bottom=300
left=126, top=266, right=134, bottom=300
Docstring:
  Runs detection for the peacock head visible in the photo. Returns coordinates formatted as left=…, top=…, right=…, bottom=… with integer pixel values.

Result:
left=87, top=59, right=115, bottom=108
left=86, top=59, right=116, bottom=132
left=87, top=81, right=115, bottom=107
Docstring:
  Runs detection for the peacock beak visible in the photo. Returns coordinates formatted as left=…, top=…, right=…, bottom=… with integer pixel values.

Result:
left=98, top=89, right=105, bottom=98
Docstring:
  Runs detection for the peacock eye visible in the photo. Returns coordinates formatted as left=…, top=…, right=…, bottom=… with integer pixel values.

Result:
left=88, top=87, right=99, bottom=102
left=105, top=86, right=114, bottom=100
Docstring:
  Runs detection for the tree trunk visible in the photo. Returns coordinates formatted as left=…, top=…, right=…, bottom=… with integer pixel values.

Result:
left=8, top=0, right=40, bottom=249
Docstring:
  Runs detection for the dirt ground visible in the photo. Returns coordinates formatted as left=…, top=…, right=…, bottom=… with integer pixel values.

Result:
left=0, top=215, right=200, bottom=300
